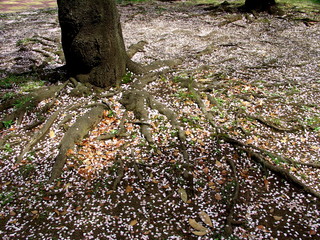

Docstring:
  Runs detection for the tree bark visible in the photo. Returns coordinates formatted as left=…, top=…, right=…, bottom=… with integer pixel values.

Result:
left=244, top=0, right=276, bottom=11
left=57, top=0, right=127, bottom=88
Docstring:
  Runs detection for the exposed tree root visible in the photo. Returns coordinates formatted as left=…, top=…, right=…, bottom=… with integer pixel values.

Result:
left=0, top=84, right=62, bottom=113
left=120, top=89, right=154, bottom=143
left=223, top=156, right=241, bottom=237
left=112, top=157, right=124, bottom=191
left=120, top=70, right=194, bottom=195
left=144, top=58, right=183, bottom=72
left=0, top=82, right=68, bottom=130
left=126, top=58, right=146, bottom=75
left=246, top=114, right=303, bottom=133
left=250, top=146, right=320, bottom=169
left=16, top=108, right=63, bottom=163
left=49, top=105, right=106, bottom=183
left=126, top=40, right=148, bottom=59
left=185, top=79, right=320, bottom=202
left=131, top=150, right=143, bottom=181
left=219, top=135, right=320, bottom=199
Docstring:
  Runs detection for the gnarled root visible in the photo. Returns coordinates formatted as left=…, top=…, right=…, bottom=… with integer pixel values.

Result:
left=49, top=105, right=106, bottom=183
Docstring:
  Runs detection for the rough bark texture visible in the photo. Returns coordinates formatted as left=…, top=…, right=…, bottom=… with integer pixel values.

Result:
left=244, top=0, right=276, bottom=11
left=57, top=0, right=127, bottom=88
left=49, top=105, right=105, bottom=182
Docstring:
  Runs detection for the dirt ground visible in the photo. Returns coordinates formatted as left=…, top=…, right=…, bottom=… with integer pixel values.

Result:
left=0, top=1, right=320, bottom=239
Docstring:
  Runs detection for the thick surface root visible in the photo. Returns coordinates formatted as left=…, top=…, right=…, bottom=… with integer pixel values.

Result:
left=49, top=105, right=106, bottom=182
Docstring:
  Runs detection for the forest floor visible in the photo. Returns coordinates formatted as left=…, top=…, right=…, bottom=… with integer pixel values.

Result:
left=0, top=1, right=320, bottom=239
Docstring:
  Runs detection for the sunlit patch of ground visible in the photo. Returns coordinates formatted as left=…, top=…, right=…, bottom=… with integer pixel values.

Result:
left=0, top=0, right=56, bottom=13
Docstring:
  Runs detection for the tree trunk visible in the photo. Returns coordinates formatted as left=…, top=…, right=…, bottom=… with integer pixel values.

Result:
left=57, top=0, right=127, bottom=88
left=244, top=0, right=276, bottom=11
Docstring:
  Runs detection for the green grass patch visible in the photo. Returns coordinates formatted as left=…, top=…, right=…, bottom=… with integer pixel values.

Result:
left=122, top=71, right=134, bottom=84
left=16, top=37, right=41, bottom=47
left=14, top=96, right=34, bottom=109
left=1, top=120, right=14, bottom=129
left=0, top=191, right=15, bottom=206
left=0, top=74, right=44, bottom=91
left=20, top=80, right=45, bottom=92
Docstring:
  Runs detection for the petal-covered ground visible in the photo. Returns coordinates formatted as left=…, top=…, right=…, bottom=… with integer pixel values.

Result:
left=0, top=0, right=56, bottom=13
left=0, top=2, right=320, bottom=239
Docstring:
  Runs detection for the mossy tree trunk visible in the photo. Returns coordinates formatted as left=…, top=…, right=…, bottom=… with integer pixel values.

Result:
left=244, top=0, right=276, bottom=11
left=57, top=0, right=127, bottom=88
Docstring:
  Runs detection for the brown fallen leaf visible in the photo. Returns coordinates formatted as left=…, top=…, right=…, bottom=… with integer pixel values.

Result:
left=54, top=209, right=60, bottom=216
left=49, top=130, right=55, bottom=138
left=215, top=161, right=222, bottom=167
left=125, top=185, right=133, bottom=193
left=214, top=193, right=222, bottom=201
left=75, top=206, right=83, bottom=211
left=309, top=230, right=317, bottom=235
left=31, top=210, right=38, bottom=215
left=199, top=211, right=213, bottom=228
left=129, top=219, right=138, bottom=226
left=273, top=215, right=282, bottom=221
left=178, top=188, right=188, bottom=203
left=106, top=190, right=114, bottom=195
left=257, top=225, right=265, bottom=230
left=188, top=218, right=208, bottom=232
left=264, top=178, right=269, bottom=191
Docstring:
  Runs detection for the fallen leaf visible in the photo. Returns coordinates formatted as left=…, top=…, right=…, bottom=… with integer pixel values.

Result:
left=9, top=211, right=16, bottom=216
left=199, top=211, right=213, bottom=228
left=49, top=130, right=55, bottom=138
left=203, top=167, right=209, bottom=174
left=66, top=149, right=74, bottom=156
left=192, top=231, right=208, bottom=236
left=152, top=178, right=159, bottom=184
left=273, top=216, right=282, bottom=221
left=217, top=179, right=225, bottom=185
left=31, top=210, right=38, bottom=215
left=221, top=170, right=228, bottom=176
left=257, top=225, right=265, bottom=230
left=214, top=193, right=222, bottom=201
left=310, top=230, right=317, bottom=235
left=188, top=218, right=208, bottom=232
left=106, top=190, right=114, bottom=195
left=264, top=178, right=269, bottom=191
left=208, top=182, right=215, bottom=187
left=125, top=185, right=133, bottom=193
left=246, top=139, right=254, bottom=144
left=60, top=209, right=68, bottom=215
left=42, top=196, right=50, bottom=201
left=185, top=129, right=192, bottom=135
left=75, top=206, right=83, bottom=211
left=290, top=167, right=297, bottom=172
left=215, top=161, right=222, bottom=167
left=178, top=188, right=188, bottom=203
left=129, top=219, right=138, bottom=226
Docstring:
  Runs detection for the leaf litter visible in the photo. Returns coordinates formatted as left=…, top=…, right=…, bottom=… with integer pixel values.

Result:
left=0, top=1, right=320, bottom=239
